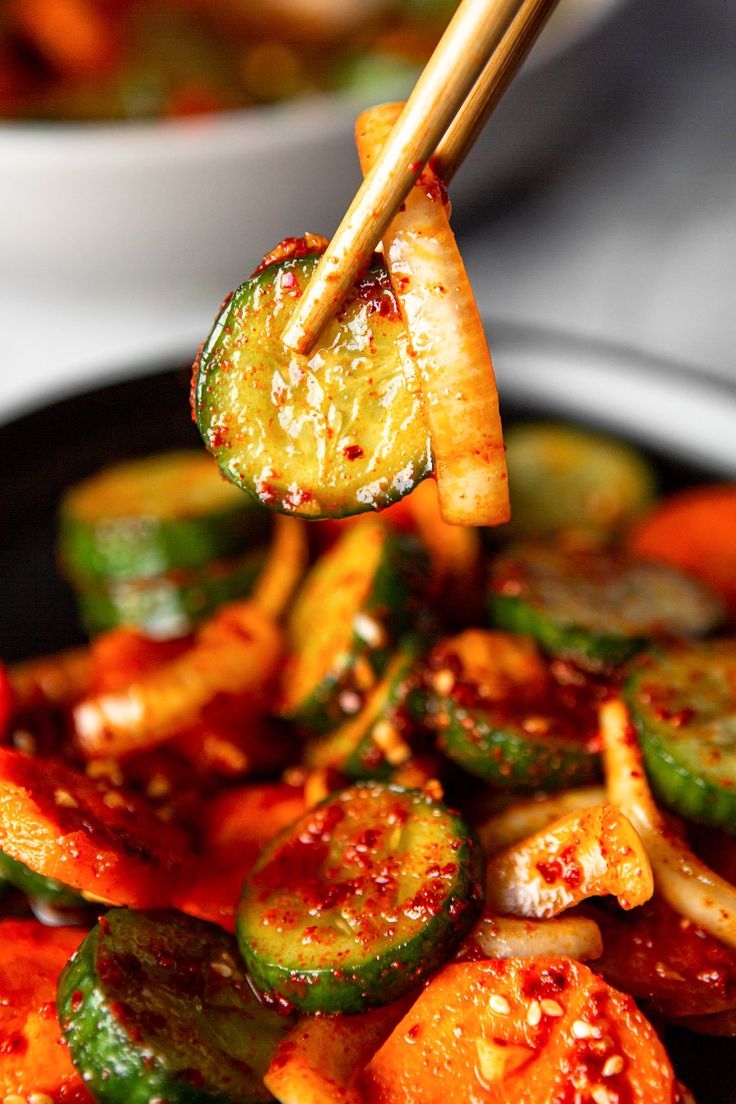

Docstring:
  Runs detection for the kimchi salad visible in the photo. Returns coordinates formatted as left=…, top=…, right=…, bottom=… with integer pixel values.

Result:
left=2, top=426, right=736, bottom=1103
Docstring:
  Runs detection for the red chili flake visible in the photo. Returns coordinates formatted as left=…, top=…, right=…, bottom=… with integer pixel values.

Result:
left=70, top=989, right=84, bottom=1012
left=343, top=445, right=364, bottom=461
left=536, top=846, right=582, bottom=889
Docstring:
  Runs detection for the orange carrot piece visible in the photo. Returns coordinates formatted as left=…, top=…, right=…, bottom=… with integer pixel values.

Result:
left=0, top=919, right=91, bottom=1102
left=0, top=748, right=189, bottom=907
left=628, top=484, right=736, bottom=616
left=175, top=782, right=305, bottom=930
left=361, top=958, right=675, bottom=1104
left=266, top=997, right=413, bottom=1104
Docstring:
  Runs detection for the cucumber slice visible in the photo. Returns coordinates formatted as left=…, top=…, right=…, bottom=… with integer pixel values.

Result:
left=624, top=641, right=736, bottom=833
left=237, top=782, right=484, bottom=1013
left=490, top=546, right=723, bottom=669
left=504, top=422, right=655, bottom=543
left=74, top=549, right=265, bottom=639
left=304, top=637, right=426, bottom=781
left=426, top=630, right=601, bottom=790
left=281, top=520, right=428, bottom=733
left=0, top=850, right=85, bottom=908
left=194, top=254, right=432, bottom=520
left=57, top=909, right=292, bottom=1104
left=59, top=450, right=268, bottom=582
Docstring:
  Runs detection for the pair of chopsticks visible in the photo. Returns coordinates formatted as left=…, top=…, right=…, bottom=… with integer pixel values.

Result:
left=282, top=0, right=562, bottom=357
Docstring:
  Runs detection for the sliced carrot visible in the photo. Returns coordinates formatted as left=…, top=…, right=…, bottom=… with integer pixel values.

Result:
left=73, top=599, right=283, bottom=759
left=0, top=748, right=189, bottom=907
left=361, top=957, right=675, bottom=1104
left=175, top=782, right=305, bottom=930
left=355, top=103, right=509, bottom=527
left=486, top=803, right=653, bottom=917
left=265, top=997, right=413, bottom=1104
left=0, top=919, right=91, bottom=1102
left=594, top=895, right=736, bottom=1020
left=628, top=484, right=736, bottom=616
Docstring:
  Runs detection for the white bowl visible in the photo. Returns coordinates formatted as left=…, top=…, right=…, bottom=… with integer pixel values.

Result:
left=0, top=0, right=630, bottom=420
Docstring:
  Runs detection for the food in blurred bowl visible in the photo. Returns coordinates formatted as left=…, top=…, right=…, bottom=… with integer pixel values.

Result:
left=0, top=0, right=457, bottom=120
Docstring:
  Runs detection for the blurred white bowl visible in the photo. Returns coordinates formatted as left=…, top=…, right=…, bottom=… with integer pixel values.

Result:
left=0, top=0, right=630, bottom=421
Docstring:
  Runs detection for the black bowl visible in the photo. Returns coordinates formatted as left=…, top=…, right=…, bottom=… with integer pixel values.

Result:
left=1, top=327, right=736, bottom=1099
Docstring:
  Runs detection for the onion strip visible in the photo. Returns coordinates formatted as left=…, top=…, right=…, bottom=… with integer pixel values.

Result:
left=486, top=802, right=653, bottom=918
left=477, top=786, right=606, bottom=854
left=601, top=698, right=736, bottom=949
left=355, top=103, right=509, bottom=527
left=465, top=914, right=603, bottom=962
left=73, top=601, right=282, bottom=759
left=252, top=515, right=309, bottom=620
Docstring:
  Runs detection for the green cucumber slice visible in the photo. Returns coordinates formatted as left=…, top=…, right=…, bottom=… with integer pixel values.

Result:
left=304, top=637, right=427, bottom=781
left=489, top=546, right=723, bottom=669
left=624, top=641, right=736, bottom=833
left=75, top=549, right=265, bottom=638
left=237, top=782, right=484, bottom=1013
left=59, top=450, right=268, bottom=582
left=280, top=520, right=428, bottom=733
left=57, top=909, right=292, bottom=1104
left=193, top=254, right=432, bottom=520
left=504, top=422, right=655, bottom=543
left=0, top=850, right=85, bottom=908
left=426, top=630, right=601, bottom=790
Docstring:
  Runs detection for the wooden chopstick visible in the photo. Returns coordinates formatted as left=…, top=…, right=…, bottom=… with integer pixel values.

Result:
left=434, top=0, right=562, bottom=183
left=281, top=0, right=531, bottom=356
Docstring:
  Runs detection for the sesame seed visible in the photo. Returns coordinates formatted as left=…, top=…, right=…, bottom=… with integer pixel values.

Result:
left=433, top=669, right=455, bottom=695
left=13, top=730, right=36, bottom=754
left=210, top=961, right=233, bottom=978
left=102, top=790, right=126, bottom=810
left=5, top=1095, right=28, bottom=1104
left=526, top=1000, right=542, bottom=1026
left=591, top=1088, right=613, bottom=1104
left=353, top=613, right=386, bottom=649
left=540, top=999, right=564, bottom=1017
left=489, top=994, right=511, bottom=1015
left=572, top=1019, right=594, bottom=1039
left=29, top=1094, right=54, bottom=1104
left=602, top=1055, right=625, bottom=1077
left=54, top=788, right=78, bottom=808
left=146, top=774, right=172, bottom=799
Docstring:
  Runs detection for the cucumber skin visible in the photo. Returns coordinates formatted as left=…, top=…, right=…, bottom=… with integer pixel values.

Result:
left=0, top=850, right=85, bottom=907
left=57, top=912, right=282, bottom=1104
left=489, top=592, right=647, bottom=669
left=305, top=638, right=428, bottom=782
left=236, top=785, right=485, bottom=1015
left=286, top=534, right=430, bottom=735
left=74, top=550, right=264, bottom=638
left=624, top=669, right=736, bottom=834
left=59, top=504, right=269, bottom=584
left=432, top=697, right=599, bottom=791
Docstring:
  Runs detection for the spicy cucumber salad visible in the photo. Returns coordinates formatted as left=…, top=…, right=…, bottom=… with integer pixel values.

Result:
left=2, top=414, right=736, bottom=1104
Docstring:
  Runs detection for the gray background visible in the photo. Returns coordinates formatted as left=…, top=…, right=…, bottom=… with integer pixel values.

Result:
left=458, top=0, right=736, bottom=379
